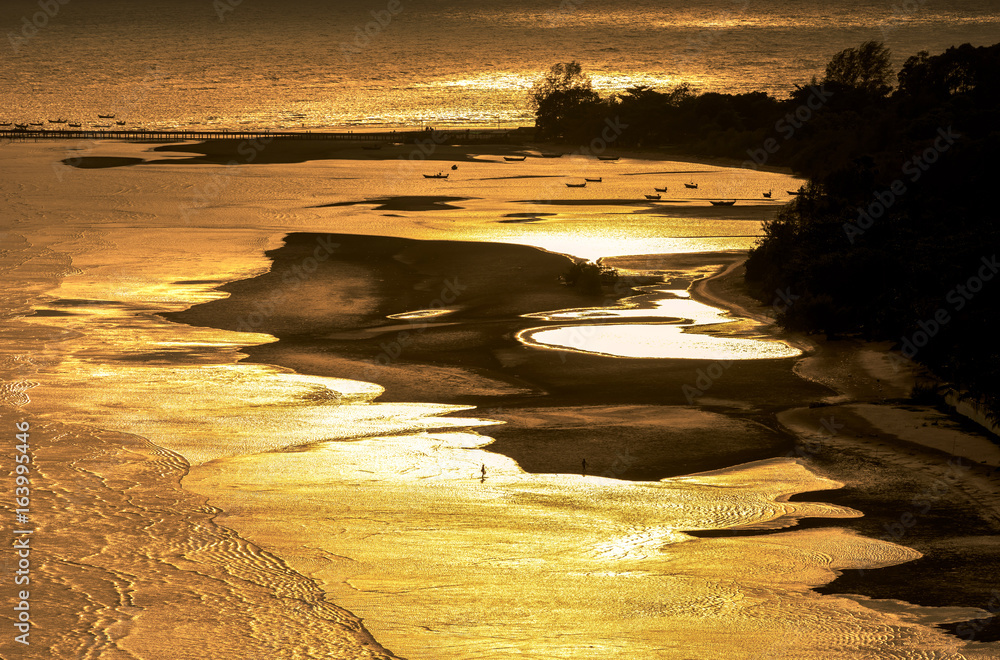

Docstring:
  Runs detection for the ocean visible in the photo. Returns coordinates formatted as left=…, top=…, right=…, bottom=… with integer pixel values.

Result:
left=2, top=0, right=999, bottom=129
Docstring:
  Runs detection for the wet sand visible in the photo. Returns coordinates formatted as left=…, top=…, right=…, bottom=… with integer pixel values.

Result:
left=700, top=261, right=1000, bottom=643
left=170, top=234, right=1000, bottom=648
left=6, top=138, right=999, bottom=657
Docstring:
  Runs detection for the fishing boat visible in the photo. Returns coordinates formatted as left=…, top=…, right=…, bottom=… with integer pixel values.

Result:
left=116, top=120, right=126, bottom=126
left=565, top=182, right=586, bottom=188
left=684, top=182, right=698, bottom=189
left=98, top=114, right=116, bottom=119
left=710, top=200, right=737, bottom=206
left=29, top=122, right=43, bottom=127
left=787, top=190, right=801, bottom=195
left=598, top=156, right=620, bottom=161
left=504, top=156, right=526, bottom=162
left=645, top=194, right=661, bottom=200
left=654, top=186, right=668, bottom=192
left=423, top=173, right=449, bottom=179
left=585, top=177, right=602, bottom=182
left=48, top=118, right=67, bottom=124
left=763, top=190, right=772, bottom=198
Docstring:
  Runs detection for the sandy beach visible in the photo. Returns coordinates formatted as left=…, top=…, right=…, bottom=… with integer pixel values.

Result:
left=3, top=137, right=999, bottom=658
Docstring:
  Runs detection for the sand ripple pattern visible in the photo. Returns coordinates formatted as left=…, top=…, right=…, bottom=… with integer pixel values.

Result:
left=0, top=410, right=399, bottom=660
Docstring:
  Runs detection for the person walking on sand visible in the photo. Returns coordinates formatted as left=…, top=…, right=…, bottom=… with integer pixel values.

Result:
left=481, top=463, right=486, bottom=480
left=582, top=458, right=587, bottom=477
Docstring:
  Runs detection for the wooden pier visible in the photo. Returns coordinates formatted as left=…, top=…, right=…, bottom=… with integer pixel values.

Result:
left=0, top=128, right=516, bottom=143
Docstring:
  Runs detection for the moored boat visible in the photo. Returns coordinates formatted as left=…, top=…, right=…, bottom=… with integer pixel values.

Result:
left=565, top=182, right=586, bottom=188
left=684, top=182, right=698, bottom=189
left=710, top=200, right=737, bottom=206
left=423, top=173, right=449, bottom=179
left=645, top=194, right=661, bottom=200
left=504, top=155, right=526, bottom=161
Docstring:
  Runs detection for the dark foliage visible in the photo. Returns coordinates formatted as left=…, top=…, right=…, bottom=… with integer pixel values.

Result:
left=744, top=42, right=1000, bottom=417
left=531, top=43, right=1000, bottom=417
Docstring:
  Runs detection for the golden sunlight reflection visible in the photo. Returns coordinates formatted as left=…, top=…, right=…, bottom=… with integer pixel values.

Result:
left=519, top=286, right=801, bottom=360
left=518, top=323, right=801, bottom=360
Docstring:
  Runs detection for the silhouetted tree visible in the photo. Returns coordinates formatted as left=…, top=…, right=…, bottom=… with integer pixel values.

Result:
left=823, top=40, right=893, bottom=97
left=530, top=62, right=604, bottom=140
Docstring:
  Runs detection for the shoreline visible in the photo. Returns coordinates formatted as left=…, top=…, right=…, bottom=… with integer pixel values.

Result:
left=158, top=230, right=1000, bottom=653
left=696, top=256, right=1000, bottom=641
left=38, top=134, right=800, bottom=175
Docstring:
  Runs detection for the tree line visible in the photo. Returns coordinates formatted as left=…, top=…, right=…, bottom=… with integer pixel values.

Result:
left=532, top=42, right=1000, bottom=419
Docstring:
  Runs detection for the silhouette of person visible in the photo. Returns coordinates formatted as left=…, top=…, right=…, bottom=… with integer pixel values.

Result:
left=582, top=458, right=587, bottom=477
left=481, top=463, right=486, bottom=481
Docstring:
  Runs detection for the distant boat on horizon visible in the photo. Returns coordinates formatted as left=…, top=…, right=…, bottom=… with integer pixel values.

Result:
left=504, top=155, right=526, bottom=161
left=763, top=190, right=772, bottom=198
left=48, top=118, right=67, bottom=124
left=423, top=172, right=449, bottom=179
left=98, top=113, right=115, bottom=119
left=684, top=182, right=698, bottom=189
left=645, top=194, right=661, bottom=200
left=116, top=120, right=126, bottom=126
left=28, top=122, right=43, bottom=126
left=654, top=186, right=668, bottom=192
left=710, top=200, right=737, bottom=206
left=787, top=189, right=801, bottom=195
left=566, top=182, right=586, bottom=188
left=585, top=177, right=602, bottom=182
